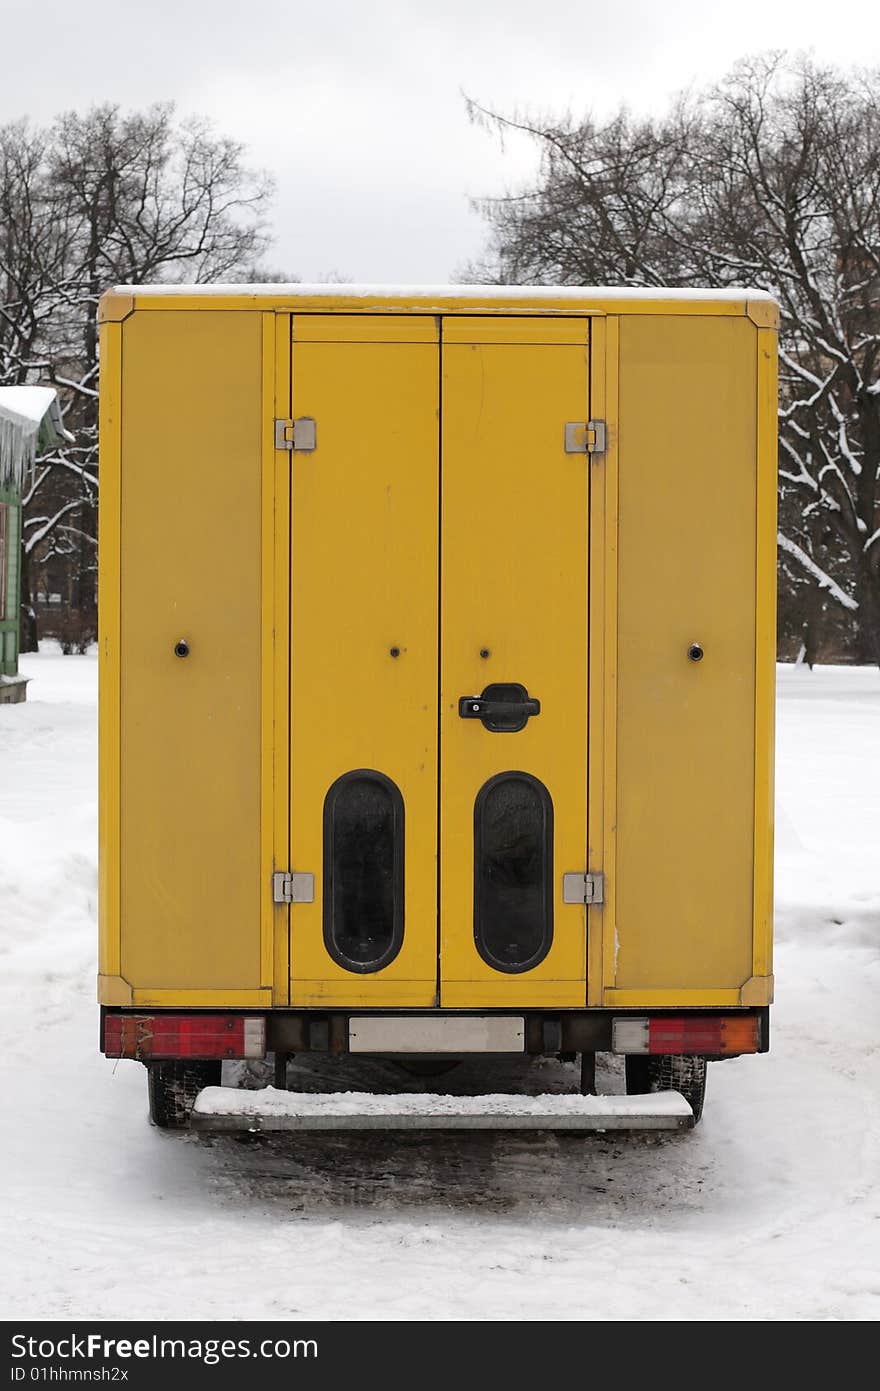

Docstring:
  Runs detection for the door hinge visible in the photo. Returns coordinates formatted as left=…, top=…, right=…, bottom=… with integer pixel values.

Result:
left=564, top=420, right=606, bottom=456
left=272, top=871, right=315, bottom=904
left=274, top=417, right=317, bottom=452
left=562, top=871, right=605, bottom=906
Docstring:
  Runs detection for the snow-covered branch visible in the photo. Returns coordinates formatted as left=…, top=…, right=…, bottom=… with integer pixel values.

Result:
left=24, top=500, right=84, bottom=555
left=469, top=55, right=880, bottom=658
left=777, top=532, right=858, bottom=611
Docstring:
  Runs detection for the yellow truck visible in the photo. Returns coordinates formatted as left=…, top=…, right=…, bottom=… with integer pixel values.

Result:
left=98, top=284, right=776, bottom=1133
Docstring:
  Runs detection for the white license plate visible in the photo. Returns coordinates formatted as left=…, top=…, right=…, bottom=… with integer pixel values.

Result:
left=348, top=1015, right=525, bottom=1054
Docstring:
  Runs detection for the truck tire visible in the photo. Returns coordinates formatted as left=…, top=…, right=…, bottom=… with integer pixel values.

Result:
left=147, top=1060, right=221, bottom=1129
left=625, top=1054, right=707, bottom=1125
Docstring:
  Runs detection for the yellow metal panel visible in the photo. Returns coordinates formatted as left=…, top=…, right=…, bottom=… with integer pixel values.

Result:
left=586, top=315, right=608, bottom=1007
left=753, top=327, right=778, bottom=979
left=119, top=311, right=264, bottom=990
left=98, top=321, right=122, bottom=983
left=601, top=322, right=621, bottom=1000
left=441, top=981, right=590, bottom=1009
left=442, top=316, right=590, bottom=345
left=260, top=313, right=275, bottom=992
left=440, top=321, right=590, bottom=1006
left=289, top=321, right=439, bottom=1006
left=103, top=294, right=775, bottom=1020
left=97, top=291, right=134, bottom=324
left=97, top=974, right=132, bottom=1006
left=293, top=315, right=439, bottom=343
left=273, top=314, right=292, bottom=1002
left=594, top=316, right=622, bottom=1004
left=603, top=989, right=745, bottom=1007
left=747, top=300, right=780, bottom=329
left=740, top=975, right=774, bottom=1005
left=614, top=315, right=757, bottom=990
left=128, top=289, right=758, bottom=320
left=295, top=981, right=441, bottom=1008
left=131, top=989, right=273, bottom=1007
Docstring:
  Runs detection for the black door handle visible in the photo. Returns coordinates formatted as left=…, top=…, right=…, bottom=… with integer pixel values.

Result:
left=460, top=696, right=541, bottom=720
left=459, top=683, right=541, bottom=732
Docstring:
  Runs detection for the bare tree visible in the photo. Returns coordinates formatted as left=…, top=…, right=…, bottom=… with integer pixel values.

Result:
left=0, top=103, right=273, bottom=650
left=467, top=55, right=880, bottom=663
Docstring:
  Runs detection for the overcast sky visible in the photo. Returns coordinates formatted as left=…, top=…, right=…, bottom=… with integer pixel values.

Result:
left=2, top=0, right=878, bottom=282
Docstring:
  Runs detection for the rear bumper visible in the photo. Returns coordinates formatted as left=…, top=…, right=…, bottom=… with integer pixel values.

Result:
left=101, top=1005, right=769, bottom=1061
left=189, top=1084, right=696, bottom=1133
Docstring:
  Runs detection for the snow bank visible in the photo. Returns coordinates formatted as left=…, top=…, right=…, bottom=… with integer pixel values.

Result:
left=0, top=652, right=877, bottom=1321
left=775, top=663, right=880, bottom=952
left=18, top=640, right=99, bottom=705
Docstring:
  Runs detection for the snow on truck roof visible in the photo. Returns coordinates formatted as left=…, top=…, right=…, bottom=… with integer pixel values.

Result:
left=111, top=281, right=776, bottom=303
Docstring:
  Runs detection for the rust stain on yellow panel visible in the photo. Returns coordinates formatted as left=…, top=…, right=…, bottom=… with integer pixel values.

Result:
left=119, top=311, right=264, bottom=990
left=614, top=315, right=756, bottom=991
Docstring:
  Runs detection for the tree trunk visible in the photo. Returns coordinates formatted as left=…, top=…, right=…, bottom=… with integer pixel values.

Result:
left=801, top=583, right=823, bottom=668
left=18, top=540, right=38, bottom=653
left=855, top=569, right=880, bottom=669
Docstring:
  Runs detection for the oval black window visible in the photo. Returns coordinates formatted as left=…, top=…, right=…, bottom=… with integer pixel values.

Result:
left=474, top=772, right=553, bottom=973
left=323, top=770, right=404, bottom=973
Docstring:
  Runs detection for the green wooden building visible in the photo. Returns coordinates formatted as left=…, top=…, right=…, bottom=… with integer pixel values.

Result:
left=0, top=387, right=70, bottom=702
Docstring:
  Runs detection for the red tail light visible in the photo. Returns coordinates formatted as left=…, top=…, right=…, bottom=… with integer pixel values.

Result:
left=650, top=1016, right=759, bottom=1054
left=103, top=1013, right=265, bottom=1060
left=612, top=1015, right=760, bottom=1055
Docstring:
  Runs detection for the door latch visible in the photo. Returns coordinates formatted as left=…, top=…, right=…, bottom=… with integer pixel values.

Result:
left=459, top=683, right=541, bottom=733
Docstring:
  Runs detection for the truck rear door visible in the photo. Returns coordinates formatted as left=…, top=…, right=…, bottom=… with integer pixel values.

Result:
left=288, top=316, right=440, bottom=1007
left=287, top=314, right=591, bottom=1009
left=439, top=318, right=590, bottom=1007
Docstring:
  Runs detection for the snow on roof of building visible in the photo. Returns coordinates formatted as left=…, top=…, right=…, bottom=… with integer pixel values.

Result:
left=0, top=387, right=73, bottom=488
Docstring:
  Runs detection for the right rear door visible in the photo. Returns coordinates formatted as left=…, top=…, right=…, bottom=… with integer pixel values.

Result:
left=439, top=317, right=591, bottom=1007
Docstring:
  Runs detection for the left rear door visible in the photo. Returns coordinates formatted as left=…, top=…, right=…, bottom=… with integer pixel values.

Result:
left=288, top=315, right=440, bottom=1007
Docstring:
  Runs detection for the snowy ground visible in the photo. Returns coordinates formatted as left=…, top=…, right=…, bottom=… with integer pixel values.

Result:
left=1, top=648, right=878, bottom=1321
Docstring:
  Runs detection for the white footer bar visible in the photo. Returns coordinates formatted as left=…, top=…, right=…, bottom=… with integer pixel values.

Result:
left=190, top=1086, right=694, bottom=1131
